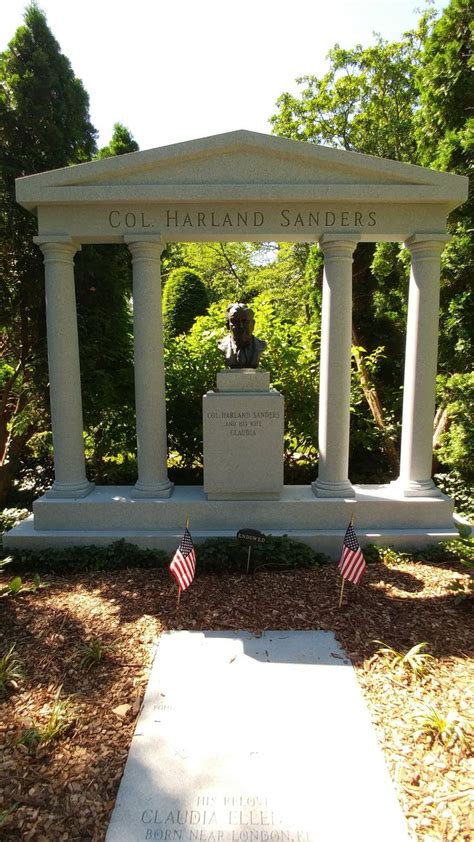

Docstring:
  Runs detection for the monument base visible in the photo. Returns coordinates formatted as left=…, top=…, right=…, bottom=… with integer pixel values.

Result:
left=203, top=368, right=284, bottom=500
left=2, top=484, right=462, bottom=559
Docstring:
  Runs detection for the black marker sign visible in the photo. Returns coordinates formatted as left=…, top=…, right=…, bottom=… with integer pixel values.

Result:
left=237, top=529, right=267, bottom=546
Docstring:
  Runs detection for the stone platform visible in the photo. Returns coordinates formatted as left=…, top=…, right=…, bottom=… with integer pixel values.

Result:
left=2, top=484, right=458, bottom=558
left=106, top=631, right=410, bottom=842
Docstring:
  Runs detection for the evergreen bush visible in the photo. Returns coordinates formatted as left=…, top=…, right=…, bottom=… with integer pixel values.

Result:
left=162, top=268, right=209, bottom=337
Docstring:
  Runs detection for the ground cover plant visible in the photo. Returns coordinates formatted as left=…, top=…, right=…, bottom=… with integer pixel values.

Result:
left=0, top=544, right=472, bottom=841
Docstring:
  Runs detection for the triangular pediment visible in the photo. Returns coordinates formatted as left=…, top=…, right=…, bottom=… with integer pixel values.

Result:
left=16, top=129, right=467, bottom=211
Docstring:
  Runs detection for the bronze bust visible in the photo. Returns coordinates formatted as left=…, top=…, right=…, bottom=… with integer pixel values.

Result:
left=218, top=303, right=266, bottom=369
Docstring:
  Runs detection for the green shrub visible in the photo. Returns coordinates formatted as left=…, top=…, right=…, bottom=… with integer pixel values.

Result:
left=165, top=304, right=224, bottom=465
left=365, top=537, right=474, bottom=567
left=434, top=470, right=474, bottom=520
left=3, top=539, right=169, bottom=575
left=196, top=535, right=329, bottom=574
left=163, top=267, right=209, bottom=337
left=364, top=544, right=411, bottom=565
left=435, top=373, right=474, bottom=504
left=3, top=536, right=327, bottom=578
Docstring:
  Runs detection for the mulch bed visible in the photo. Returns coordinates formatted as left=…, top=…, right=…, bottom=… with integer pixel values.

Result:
left=0, top=558, right=472, bottom=841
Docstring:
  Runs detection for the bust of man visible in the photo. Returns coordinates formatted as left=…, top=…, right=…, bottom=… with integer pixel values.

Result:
left=218, top=302, right=267, bottom=369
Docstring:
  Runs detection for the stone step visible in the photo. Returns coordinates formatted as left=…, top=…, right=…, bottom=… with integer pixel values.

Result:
left=31, top=484, right=454, bottom=532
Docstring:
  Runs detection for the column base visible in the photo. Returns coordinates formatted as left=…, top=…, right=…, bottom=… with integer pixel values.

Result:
left=46, top=479, right=94, bottom=499
left=311, top=478, right=355, bottom=498
left=390, top=478, right=445, bottom=498
left=132, top=479, right=174, bottom=499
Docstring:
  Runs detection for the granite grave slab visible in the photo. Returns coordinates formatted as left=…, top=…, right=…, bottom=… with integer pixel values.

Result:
left=106, top=631, right=409, bottom=842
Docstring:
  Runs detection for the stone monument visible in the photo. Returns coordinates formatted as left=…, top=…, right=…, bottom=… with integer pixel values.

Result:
left=4, top=130, right=466, bottom=554
left=203, top=303, right=284, bottom=499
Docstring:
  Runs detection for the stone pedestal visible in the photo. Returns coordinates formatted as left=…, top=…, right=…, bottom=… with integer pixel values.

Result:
left=203, top=369, right=284, bottom=500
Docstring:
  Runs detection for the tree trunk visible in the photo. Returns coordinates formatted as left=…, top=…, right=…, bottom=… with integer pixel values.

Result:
left=0, top=382, right=36, bottom=508
left=352, top=324, right=400, bottom=474
left=0, top=429, right=31, bottom=509
left=432, top=404, right=450, bottom=474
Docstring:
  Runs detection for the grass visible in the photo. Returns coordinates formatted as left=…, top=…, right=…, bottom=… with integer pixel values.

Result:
left=0, top=804, right=20, bottom=827
left=412, top=705, right=472, bottom=749
left=0, top=644, right=24, bottom=692
left=78, top=637, right=116, bottom=671
left=373, top=640, right=435, bottom=679
left=17, top=686, right=76, bottom=751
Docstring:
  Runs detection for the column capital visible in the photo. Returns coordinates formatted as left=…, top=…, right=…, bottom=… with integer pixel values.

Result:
left=318, top=234, right=360, bottom=258
left=125, top=235, right=167, bottom=260
left=404, top=233, right=450, bottom=258
left=34, top=236, right=81, bottom=261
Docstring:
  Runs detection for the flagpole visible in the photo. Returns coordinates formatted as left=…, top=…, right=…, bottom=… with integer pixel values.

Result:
left=246, top=546, right=252, bottom=574
left=338, top=578, right=345, bottom=608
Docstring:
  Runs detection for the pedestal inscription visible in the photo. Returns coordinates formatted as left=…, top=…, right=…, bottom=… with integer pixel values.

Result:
left=203, top=390, right=284, bottom=499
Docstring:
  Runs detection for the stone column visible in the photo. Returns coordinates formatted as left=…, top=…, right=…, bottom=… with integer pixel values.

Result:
left=396, top=234, right=450, bottom=497
left=34, top=236, right=93, bottom=498
left=126, top=236, right=173, bottom=497
left=312, top=235, right=359, bottom=498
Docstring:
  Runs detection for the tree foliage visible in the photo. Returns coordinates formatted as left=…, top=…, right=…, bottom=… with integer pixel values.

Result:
left=75, top=122, right=140, bottom=482
left=97, top=123, right=139, bottom=159
left=0, top=3, right=97, bottom=505
left=415, top=0, right=473, bottom=174
left=164, top=242, right=256, bottom=303
left=270, top=19, right=432, bottom=159
left=415, top=0, right=473, bottom=375
left=0, top=9, right=139, bottom=499
left=269, top=1, right=472, bottom=488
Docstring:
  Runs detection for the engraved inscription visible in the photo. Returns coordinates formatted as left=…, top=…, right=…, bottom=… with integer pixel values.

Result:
left=206, top=409, right=280, bottom=439
left=140, top=795, right=311, bottom=842
left=108, top=210, right=153, bottom=228
left=107, top=206, right=378, bottom=231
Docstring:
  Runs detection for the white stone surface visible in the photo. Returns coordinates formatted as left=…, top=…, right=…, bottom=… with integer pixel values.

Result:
left=216, top=370, right=270, bottom=392
left=127, top=238, right=173, bottom=498
left=34, top=238, right=93, bottom=499
left=203, top=390, right=284, bottom=499
left=312, top=236, right=358, bottom=498
left=17, top=131, right=467, bottom=225
left=4, top=518, right=458, bottom=556
left=106, top=631, right=410, bottom=842
left=398, top=235, right=450, bottom=497
left=2, top=484, right=457, bottom=557
left=16, top=130, right=467, bottom=246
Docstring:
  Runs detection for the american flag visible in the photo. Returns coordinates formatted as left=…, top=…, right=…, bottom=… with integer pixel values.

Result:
left=169, top=527, right=196, bottom=591
left=338, top=522, right=366, bottom=584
